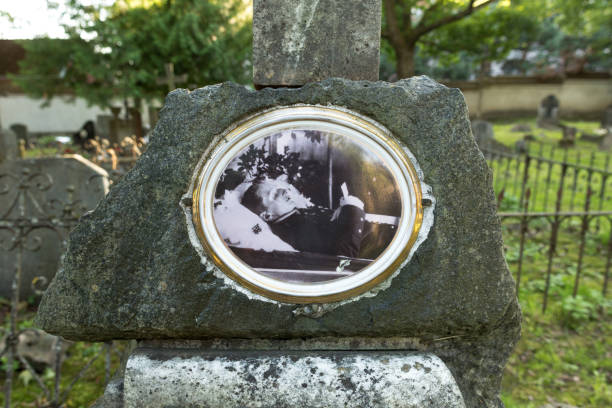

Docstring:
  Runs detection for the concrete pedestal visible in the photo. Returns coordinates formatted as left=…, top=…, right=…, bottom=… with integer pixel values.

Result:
left=120, top=342, right=465, bottom=408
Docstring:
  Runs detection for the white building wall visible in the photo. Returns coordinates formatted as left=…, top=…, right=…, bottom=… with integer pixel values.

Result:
left=0, top=94, right=109, bottom=133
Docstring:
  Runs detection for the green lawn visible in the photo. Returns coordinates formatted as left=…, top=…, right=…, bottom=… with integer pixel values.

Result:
left=494, top=119, right=612, bottom=407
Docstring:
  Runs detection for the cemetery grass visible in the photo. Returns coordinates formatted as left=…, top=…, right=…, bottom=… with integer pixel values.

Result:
left=490, top=119, right=611, bottom=215
left=500, top=223, right=611, bottom=408
left=494, top=119, right=612, bottom=407
left=23, top=136, right=96, bottom=161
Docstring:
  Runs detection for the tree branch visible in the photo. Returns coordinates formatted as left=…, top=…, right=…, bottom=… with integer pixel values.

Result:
left=416, top=1, right=442, bottom=30
left=413, top=0, right=495, bottom=39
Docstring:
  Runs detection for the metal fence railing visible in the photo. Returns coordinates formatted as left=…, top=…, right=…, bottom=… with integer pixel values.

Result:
left=483, top=142, right=611, bottom=311
left=0, top=165, right=125, bottom=408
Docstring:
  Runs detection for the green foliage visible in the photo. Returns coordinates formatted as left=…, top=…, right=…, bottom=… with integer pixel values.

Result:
left=560, top=290, right=611, bottom=329
left=419, top=1, right=544, bottom=79
left=497, top=121, right=611, bottom=407
left=13, top=0, right=252, bottom=109
left=498, top=193, right=520, bottom=212
left=381, top=0, right=612, bottom=79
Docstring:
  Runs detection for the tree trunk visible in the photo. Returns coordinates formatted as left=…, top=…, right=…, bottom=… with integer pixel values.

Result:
left=396, top=44, right=416, bottom=79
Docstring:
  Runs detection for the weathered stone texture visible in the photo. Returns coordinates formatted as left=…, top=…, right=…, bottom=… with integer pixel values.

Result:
left=124, top=349, right=465, bottom=408
left=253, top=0, right=381, bottom=86
left=37, top=77, right=520, bottom=407
left=0, top=155, right=108, bottom=298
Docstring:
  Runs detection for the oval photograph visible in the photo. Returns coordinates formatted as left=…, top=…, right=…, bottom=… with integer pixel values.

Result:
left=192, top=106, right=423, bottom=303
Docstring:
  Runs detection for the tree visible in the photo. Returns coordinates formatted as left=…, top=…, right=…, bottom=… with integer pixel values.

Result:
left=382, top=0, right=611, bottom=80
left=382, top=0, right=502, bottom=78
left=13, top=0, right=252, bottom=109
left=416, top=1, right=543, bottom=79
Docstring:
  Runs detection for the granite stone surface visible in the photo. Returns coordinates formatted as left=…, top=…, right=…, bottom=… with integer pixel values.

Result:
left=37, top=77, right=520, bottom=408
left=124, top=349, right=465, bottom=408
left=253, top=0, right=381, bottom=86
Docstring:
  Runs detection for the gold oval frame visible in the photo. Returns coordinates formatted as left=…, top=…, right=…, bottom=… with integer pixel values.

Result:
left=191, top=105, right=424, bottom=304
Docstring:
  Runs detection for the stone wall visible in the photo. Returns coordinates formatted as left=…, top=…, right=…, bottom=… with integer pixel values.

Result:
left=0, top=94, right=159, bottom=134
left=445, top=75, right=612, bottom=120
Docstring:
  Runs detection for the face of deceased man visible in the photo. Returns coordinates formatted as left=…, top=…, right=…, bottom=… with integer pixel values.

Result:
left=256, top=179, right=301, bottom=221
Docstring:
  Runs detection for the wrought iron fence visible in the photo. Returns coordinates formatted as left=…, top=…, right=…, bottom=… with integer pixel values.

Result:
left=483, top=142, right=611, bottom=312
left=0, top=165, right=121, bottom=408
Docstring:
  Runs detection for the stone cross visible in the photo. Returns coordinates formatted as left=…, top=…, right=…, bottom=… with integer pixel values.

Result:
left=253, top=0, right=381, bottom=87
left=537, top=94, right=560, bottom=129
left=156, top=63, right=188, bottom=92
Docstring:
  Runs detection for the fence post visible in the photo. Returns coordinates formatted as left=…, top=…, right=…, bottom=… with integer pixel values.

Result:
left=605, top=222, right=611, bottom=296
left=516, top=189, right=531, bottom=296
left=573, top=187, right=592, bottom=297
left=543, top=160, right=568, bottom=313
left=519, top=153, right=531, bottom=210
left=543, top=146, right=556, bottom=211
left=530, top=143, right=544, bottom=212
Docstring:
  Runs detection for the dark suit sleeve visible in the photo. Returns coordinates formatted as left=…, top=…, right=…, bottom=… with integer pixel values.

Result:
left=333, top=205, right=365, bottom=257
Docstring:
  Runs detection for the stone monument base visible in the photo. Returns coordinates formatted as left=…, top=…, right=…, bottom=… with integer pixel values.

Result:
left=97, top=339, right=465, bottom=408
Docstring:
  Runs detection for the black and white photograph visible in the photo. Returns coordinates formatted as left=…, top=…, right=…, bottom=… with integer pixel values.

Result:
left=213, top=128, right=403, bottom=284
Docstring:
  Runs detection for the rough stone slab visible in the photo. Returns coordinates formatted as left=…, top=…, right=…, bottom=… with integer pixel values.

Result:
left=124, top=349, right=465, bottom=408
left=0, top=155, right=109, bottom=298
left=253, top=0, right=381, bottom=86
left=92, top=378, right=124, bottom=408
left=37, top=77, right=521, bottom=407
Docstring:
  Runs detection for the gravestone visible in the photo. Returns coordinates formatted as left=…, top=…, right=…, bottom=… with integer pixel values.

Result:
left=471, top=119, right=494, bottom=145
left=0, top=155, right=109, bottom=299
left=471, top=119, right=510, bottom=153
left=98, top=109, right=139, bottom=145
left=9, top=123, right=30, bottom=148
left=96, top=114, right=113, bottom=140
left=253, top=0, right=381, bottom=87
left=37, top=2, right=520, bottom=408
left=537, top=94, right=560, bottom=129
left=0, top=128, right=18, bottom=164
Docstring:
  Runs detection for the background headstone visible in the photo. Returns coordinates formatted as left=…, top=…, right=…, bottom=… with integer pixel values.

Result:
left=471, top=119, right=494, bottom=144
left=253, top=0, right=381, bottom=87
left=537, top=94, right=560, bottom=129
left=0, top=155, right=109, bottom=299
left=96, top=114, right=113, bottom=140
left=38, top=78, right=520, bottom=408
left=471, top=119, right=510, bottom=153
left=9, top=123, right=30, bottom=148
left=559, top=126, right=577, bottom=147
left=0, top=128, right=18, bottom=164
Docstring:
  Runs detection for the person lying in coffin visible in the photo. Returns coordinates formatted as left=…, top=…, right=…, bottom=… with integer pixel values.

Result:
left=240, top=178, right=366, bottom=257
